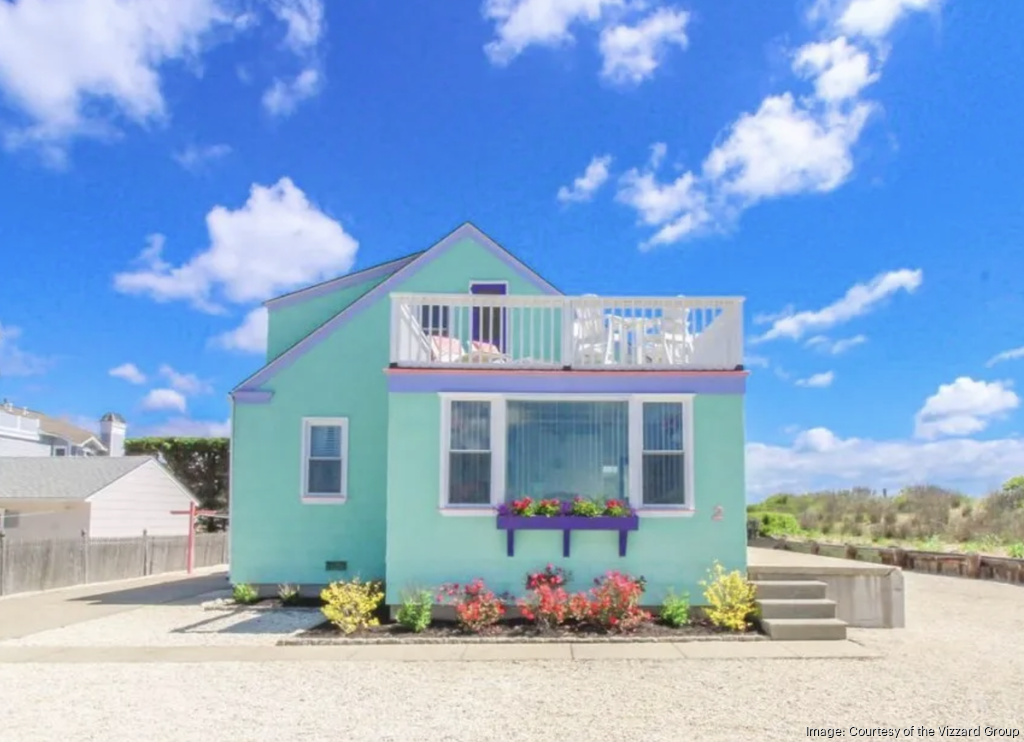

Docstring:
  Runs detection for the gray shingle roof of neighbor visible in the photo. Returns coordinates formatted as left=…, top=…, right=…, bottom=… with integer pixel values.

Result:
left=0, top=456, right=153, bottom=500
left=100, top=412, right=125, bottom=423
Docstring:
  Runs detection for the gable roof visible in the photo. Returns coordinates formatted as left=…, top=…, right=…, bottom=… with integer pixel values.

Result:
left=2, top=406, right=106, bottom=450
left=0, top=456, right=152, bottom=500
left=233, top=222, right=561, bottom=394
left=263, top=251, right=425, bottom=311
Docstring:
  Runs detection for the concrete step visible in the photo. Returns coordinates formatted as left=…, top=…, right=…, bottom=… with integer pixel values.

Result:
left=760, top=618, right=848, bottom=641
left=752, top=580, right=828, bottom=601
left=757, top=598, right=837, bottom=620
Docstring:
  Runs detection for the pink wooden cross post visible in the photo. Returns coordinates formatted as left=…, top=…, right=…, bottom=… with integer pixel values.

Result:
left=170, top=501, right=220, bottom=574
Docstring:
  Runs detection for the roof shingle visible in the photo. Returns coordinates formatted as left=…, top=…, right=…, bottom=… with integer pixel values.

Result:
left=0, top=457, right=152, bottom=500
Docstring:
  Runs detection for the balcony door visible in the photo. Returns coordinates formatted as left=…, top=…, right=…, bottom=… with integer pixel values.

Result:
left=470, top=282, right=507, bottom=352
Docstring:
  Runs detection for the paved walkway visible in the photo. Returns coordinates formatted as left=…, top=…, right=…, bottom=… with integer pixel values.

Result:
left=0, top=567, right=228, bottom=641
left=0, top=638, right=879, bottom=663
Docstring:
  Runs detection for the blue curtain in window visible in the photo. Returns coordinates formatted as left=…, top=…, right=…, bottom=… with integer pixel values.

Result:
left=506, top=401, right=628, bottom=502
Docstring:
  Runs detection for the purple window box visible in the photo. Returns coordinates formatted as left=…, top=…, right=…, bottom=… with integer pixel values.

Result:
left=496, top=515, right=640, bottom=558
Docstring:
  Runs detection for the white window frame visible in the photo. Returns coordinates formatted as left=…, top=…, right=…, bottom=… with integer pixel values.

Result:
left=439, top=394, right=505, bottom=514
left=629, top=395, right=695, bottom=516
left=438, top=393, right=695, bottom=517
left=301, top=417, right=349, bottom=504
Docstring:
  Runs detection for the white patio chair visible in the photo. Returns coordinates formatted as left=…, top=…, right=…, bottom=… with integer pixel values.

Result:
left=572, top=294, right=616, bottom=366
left=647, top=296, right=695, bottom=365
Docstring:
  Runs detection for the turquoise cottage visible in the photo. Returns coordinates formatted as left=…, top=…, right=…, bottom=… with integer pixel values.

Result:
left=229, top=223, right=748, bottom=606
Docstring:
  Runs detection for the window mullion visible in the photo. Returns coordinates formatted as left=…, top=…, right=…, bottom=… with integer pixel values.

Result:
left=491, top=398, right=507, bottom=506
left=628, top=397, right=643, bottom=509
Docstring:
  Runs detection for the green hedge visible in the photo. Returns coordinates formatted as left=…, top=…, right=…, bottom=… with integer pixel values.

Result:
left=749, top=511, right=802, bottom=537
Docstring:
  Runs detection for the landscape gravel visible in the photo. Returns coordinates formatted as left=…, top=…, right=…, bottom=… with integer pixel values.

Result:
left=1, top=571, right=1023, bottom=742
left=0, top=591, right=323, bottom=648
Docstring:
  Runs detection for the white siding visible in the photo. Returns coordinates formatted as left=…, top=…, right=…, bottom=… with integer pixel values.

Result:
left=86, top=460, right=196, bottom=538
left=0, top=500, right=91, bottom=542
left=0, top=436, right=52, bottom=457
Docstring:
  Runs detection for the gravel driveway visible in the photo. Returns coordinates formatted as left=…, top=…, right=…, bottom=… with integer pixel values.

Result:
left=1, top=571, right=1023, bottom=742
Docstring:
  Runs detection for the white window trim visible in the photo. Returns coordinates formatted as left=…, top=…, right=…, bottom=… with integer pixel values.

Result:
left=438, top=393, right=695, bottom=517
left=301, top=417, right=349, bottom=504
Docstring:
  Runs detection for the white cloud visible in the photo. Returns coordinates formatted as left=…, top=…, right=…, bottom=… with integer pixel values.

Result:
left=482, top=0, right=623, bottom=65
left=270, top=0, right=324, bottom=54
left=158, top=364, right=212, bottom=396
left=914, top=377, right=1019, bottom=440
left=210, top=307, right=268, bottom=354
left=598, top=7, right=689, bottom=84
left=704, top=93, right=873, bottom=203
left=986, top=346, right=1024, bottom=368
left=109, top=362, right=146, bottom=385
left=615, top=166, right=710, bottom=246
left=614, top=2, right=935, bottom=246
left=263, top=67, right=320, bottom=117
left=754, top=268, right=922, bottom=342
left=806, top=333, right=867, bottom=354
left=744, top=353, right=771, bottom=369
left=174, top=143, right=231, bottom=172
left=834, top=0, right=939, bottom=40
left=793, top=36, right=879, bottom=103
left=557, top=155, right=612, bottom=203
left=0, top=321, right=49, bottom=377
left=748, top=428, right=1024, bottom=498
left=141, top=388, right=187, bottom=413
left=796, top=370, right=835, bottom=388
left=113, top=177, right=359, bottom=312
left=0, top=0, right=235, bottom=160
left=143, top=416, right=230, bottom=437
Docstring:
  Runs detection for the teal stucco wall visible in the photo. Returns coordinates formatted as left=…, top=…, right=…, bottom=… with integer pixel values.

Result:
left=384, top=393, right=747, bottom=605
left=265, top=275, right=391, bottom=362
left=230, top=238, right=553, bottom=586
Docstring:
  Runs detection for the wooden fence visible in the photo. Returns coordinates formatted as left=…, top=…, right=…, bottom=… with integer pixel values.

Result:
left=0, top=531, right=228, bottom=596
left=754, top=536, right=1024, bottom=585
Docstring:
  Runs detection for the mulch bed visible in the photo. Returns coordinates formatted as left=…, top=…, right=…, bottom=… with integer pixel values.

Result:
left=287, top=616, right=763, bottom=644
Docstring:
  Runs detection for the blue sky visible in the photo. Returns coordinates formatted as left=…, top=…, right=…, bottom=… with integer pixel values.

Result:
left=1, top=0, right=1022, bottom=497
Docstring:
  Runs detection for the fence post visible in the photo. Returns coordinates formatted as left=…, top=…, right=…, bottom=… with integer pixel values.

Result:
left=0, top=530, right=6, bottom=597
left=142, top=529, right=150, bottom=576
left=81, top=529, right=89, bottom=585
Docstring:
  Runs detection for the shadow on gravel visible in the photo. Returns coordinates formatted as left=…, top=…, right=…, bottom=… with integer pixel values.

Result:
left=67, top=572, right=230, bottom=607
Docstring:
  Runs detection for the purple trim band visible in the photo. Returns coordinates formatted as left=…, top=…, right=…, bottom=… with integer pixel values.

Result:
left=233, top=223, right=562, bottom=392
left=233, top=389, right=274, bottom=404
left=386, top=370, right=747, bottom=394
left=264, top=254, right=418, bottom=310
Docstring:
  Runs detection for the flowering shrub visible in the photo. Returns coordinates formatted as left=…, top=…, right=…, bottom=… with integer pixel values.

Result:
left=437, top=579, right=505, bottom=633
left=498, top=496, right=635, bottom=518
left=569, top=496, right=603, bottom=517
left=534, top=498, right=562, bottom=517
left=518, top=583, right=570, bottom=629
left=603, top=499, right=631, bottom=517
left=700, top=562, right=758, bottom=632
left=587, top=571, right=651, bottom=632
left=566, top=591, right=593, bottom=623
left=525, top=563, right=570, bottom=590
left=320, top=578, right=384, bottom=635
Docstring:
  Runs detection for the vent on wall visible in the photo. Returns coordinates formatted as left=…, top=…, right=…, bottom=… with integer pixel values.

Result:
left=325, top=560, right=348, bottom=572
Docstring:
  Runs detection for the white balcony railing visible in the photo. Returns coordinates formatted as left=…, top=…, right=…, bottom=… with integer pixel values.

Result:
left=389, top=293, right=745, bottom=371
left=0, top=410, right=40, bottom=437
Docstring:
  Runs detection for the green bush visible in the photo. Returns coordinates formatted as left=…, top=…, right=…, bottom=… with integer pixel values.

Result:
left=277, top=584, right=301, bottom=605
left=396, top=590, right=434, bottom=633
left=1008, top=542, right=1024, bottom=559
left=750, top=511, right=802, bottom=537
left=660, top=590, right=691, bottom=627
left=232, top=583, right=259, bottom=604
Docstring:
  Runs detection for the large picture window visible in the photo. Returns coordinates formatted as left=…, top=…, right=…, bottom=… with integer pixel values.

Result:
left=302, top=417, right=348, bottom=502
left=439, top=395, right=693, bottom=514
left=506, top=400, right=628, bottom=502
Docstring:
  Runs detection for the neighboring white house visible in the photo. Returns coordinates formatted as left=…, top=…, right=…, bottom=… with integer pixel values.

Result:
left=0, top=457, right=198, bottom=542
left=0, top=401, right=127, bottom=458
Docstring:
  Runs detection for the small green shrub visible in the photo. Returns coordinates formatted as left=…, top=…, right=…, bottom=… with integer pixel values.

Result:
left=396, top=590, right=434, bottom=633
left=660, top=590, right=691, bottom=627
left=232, top=583, right=259, bottom=605
left=700, top=562, right=758, bottom=632
left=277, top=584, right=300, bottom=605
left=751, top=511, right=801, bottom=537
left=1007, top=542, right=1024, bottom=559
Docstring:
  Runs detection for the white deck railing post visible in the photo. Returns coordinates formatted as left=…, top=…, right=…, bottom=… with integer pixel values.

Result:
left=560, top=297, right=574, bottom=367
